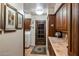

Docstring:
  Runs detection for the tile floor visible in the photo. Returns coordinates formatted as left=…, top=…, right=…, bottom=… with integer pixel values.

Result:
left=25, top=46, right=48, bottom=56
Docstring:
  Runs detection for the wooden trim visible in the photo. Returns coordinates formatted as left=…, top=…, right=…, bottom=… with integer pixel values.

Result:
left=23, top=18, right=25, bottom=56
left=78, top=4, right=79, bottom=56
left=69, top=3, right=72, bottom=55
left=67, top=3, right=72, bottom=56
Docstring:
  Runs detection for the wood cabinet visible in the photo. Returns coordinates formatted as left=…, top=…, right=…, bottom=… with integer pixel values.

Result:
left=24, top=18, right=31, bottom=31
left=55, top=3, right=79, bottom=56
left=56, top=5, right=62, bottom=32
left=66, top=3, right=79, bottom=56
left=56, top=10, right=62, bottom=31
left=62, top=4, right=68, bottom=32
left=66, top=3, right=72, bottom=56
left=56, top=4, right=68, bottom=33
left=48, top=39, right=55, bottom=56
left=48, top=14, right=56, bottom=36
left=71, top=3, right=79, bottom=55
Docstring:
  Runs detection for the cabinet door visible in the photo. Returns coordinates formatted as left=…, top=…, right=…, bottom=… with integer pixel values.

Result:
left=62, top=4, right=67, bottom=32
left=56, top=7, right=62, bottom=32
left=68, top=3, right=79, bottom=56
left=48, top=39, right=55, bottom=56
left=56, top=11, right=61, bottom=31
left=56, top=12, right=59, bottom=30
left=59, top=8, right=63, bottom=31
left=48, top=14, right=56, bottom=36
left=71, top=3, right=79, bottom=55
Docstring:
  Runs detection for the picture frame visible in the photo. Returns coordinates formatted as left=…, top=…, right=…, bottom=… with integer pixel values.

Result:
left=4, top=3, right=17, bottom=32
left=16, top=12, right=23, bottom=29
left=0, top=3, right=3, bottom=33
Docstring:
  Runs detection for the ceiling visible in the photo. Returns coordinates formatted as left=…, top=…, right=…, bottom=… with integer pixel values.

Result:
left=23, top=3, right=56, bottom=14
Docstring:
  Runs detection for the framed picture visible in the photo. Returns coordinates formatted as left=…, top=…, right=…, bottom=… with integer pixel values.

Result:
left=0, top=3, right=3, bottom=33
left=16, top=12, right=23, bottom=29
left=0, top=3, right=2, bottom=33
left=4, top=3, right=17, bottom=32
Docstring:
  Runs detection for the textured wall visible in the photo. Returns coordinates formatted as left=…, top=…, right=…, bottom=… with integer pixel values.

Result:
left=54, top=3, right=62, bottom=13
left=0, top=3, right=24, bottom=56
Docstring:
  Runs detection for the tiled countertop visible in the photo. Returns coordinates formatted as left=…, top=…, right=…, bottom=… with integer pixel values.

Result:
left=48, top=37, right=68, bottom=56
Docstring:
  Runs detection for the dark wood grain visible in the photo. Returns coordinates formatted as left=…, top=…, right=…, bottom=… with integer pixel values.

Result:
left=48, top=38, right=56, bottom=56
left=62, top=4, right=67, bottom=32
left=56, top=4, right=68, bottom=33
left=48, top=14, right=56, bottom=37
left=24, top=18, right=31, bottom=31
left=71, top=3, right=79, bottom=55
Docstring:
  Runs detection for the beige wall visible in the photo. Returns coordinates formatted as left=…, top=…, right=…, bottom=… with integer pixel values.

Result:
left=54, top=3, right=62, bottom=13
left=48, top=8, right=54, bottom=14
left=0, top=3, right=24, bottom=56
left=48, top=3, right=62, bottom=14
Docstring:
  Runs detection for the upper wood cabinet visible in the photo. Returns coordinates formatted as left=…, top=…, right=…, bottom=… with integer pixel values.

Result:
left=56, top=4, right=68, bottom=33
left=56, top=9, right=62, bottom=31
left=59, top=8, right=63, bottom=31
left=56, top=5, right=62, bottom=32
left=62, top=4, right=68, bottom=32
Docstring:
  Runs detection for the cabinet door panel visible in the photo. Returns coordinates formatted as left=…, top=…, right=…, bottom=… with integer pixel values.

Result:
left=62, top=4, right=67, bottom=32
left=68, top=3, right=79, bottom=56
left=72, top=3, right=79, bottom=55
left=48, top=15, right=56, bottom=36
left=56, top=11, right=62, bottom=31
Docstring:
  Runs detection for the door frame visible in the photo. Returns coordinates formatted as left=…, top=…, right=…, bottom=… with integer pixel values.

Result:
left=35, top=20, right=46, bottom=45
left=23, top=19, right=25, bottom=56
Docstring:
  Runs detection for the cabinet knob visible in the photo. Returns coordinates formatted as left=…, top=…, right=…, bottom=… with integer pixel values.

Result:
left=51, top=24, right=54, bottom=27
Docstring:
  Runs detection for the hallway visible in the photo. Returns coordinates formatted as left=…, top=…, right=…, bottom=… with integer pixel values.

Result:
left=0, top=3, right=79, bottom=56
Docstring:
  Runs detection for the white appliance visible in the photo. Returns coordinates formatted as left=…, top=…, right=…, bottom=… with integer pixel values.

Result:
left=25, top=31, right=31, bottom=48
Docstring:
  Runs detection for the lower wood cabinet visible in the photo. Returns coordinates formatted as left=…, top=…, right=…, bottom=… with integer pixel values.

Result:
left=48, top=39, right=55, bottom=56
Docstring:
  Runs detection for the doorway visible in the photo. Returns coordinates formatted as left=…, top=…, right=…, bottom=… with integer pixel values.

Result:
left=35, top=20, right=46, bottom=45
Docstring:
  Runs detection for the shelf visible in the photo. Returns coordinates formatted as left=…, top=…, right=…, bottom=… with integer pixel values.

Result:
left=35, top=20, right=46, bottom=45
